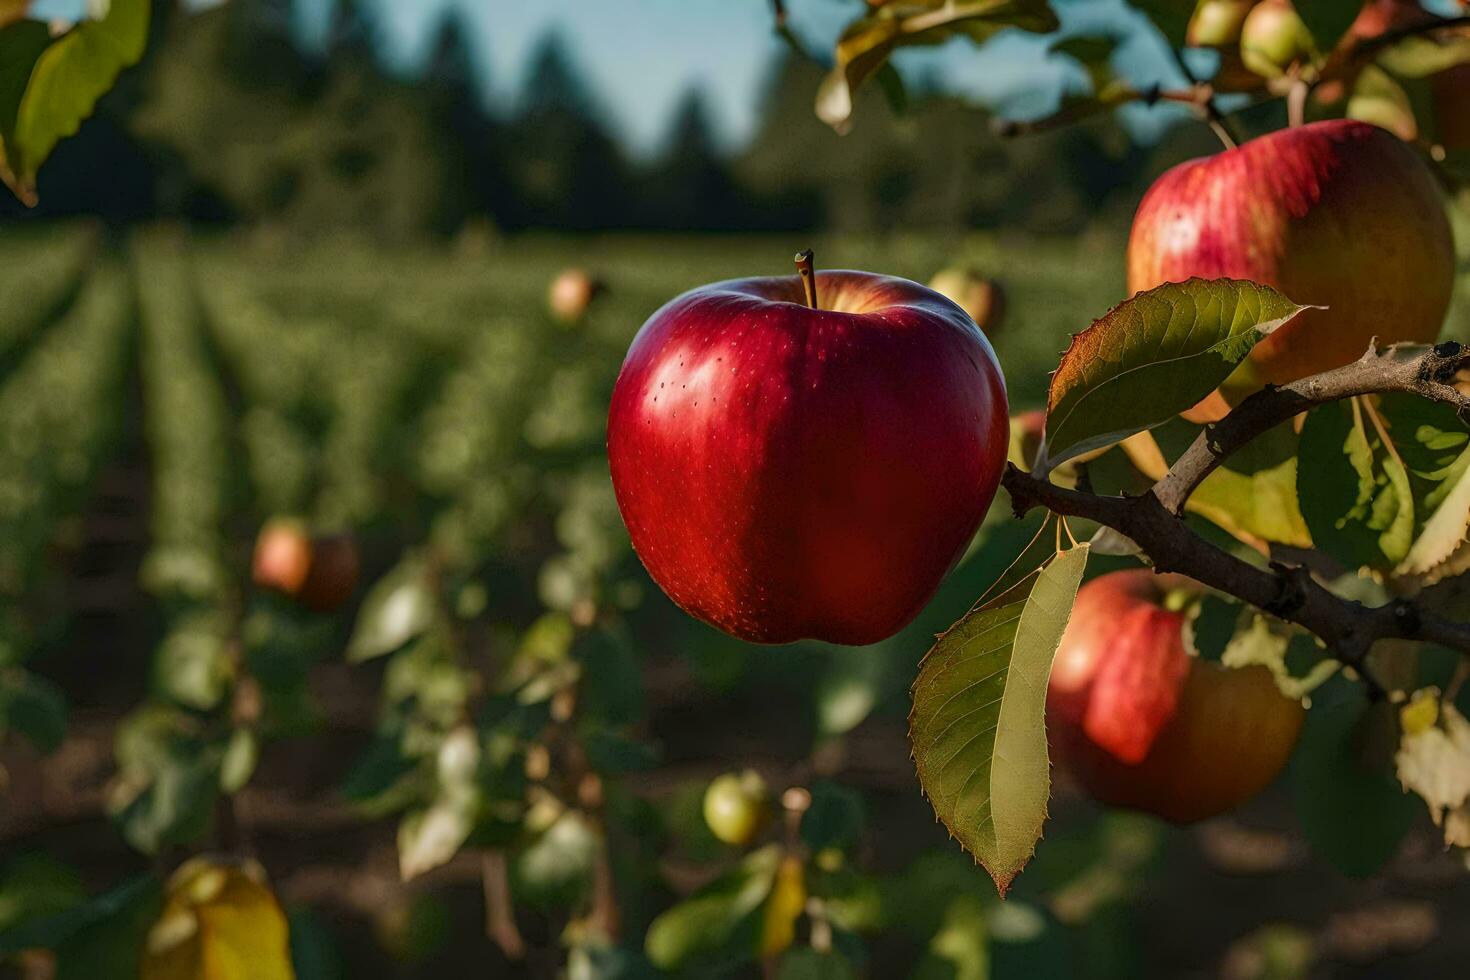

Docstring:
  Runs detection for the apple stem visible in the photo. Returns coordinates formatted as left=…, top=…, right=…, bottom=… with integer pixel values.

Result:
left=795, top=249, right=820, bottom=310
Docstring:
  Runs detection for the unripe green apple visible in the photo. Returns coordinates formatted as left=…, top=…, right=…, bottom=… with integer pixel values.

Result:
left=1047, top=570, right=1306, bottom=823
left=1240, top=0, right=1316, bottom=77
left=703, top=769, right=769, bottom=845
left=1187, top=0, right=1259, bottom=48
left=927, top=267, right=1006, bottom=335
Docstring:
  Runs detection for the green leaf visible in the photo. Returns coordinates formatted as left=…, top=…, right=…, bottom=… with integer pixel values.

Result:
left=1188, top=421, right=1312, bottom=548
left=777, top=948, right=858, bottom=980
left=0, top=0, right=149, bottom=205
left=0, top=855, right=86, bottom=935
left=1044, top=279, right=1309, bottom=470
left=1292, top=694, right=1416, bottom=877
left=644, top=845, right=781, bottom=970
left=0, top=874, right=159, bottom=957
left=1125, top=0, right=1192, bottom=47
left=800, top=781, right=866, bottom=853
left=107, top=707, right=221, bottom=855
left=347, top=554, right=437, bottom=662
left=1294, top=0, right=1364, bottom=51
left=910, top=544, right=1089, bottom=896
left=0, top=666, right=67, bottom=752
left=816, top=0, right=1058, bottom=132
left=1299, top=394, right=1469, bottom=571
left=1379, top=31, right=1470, bottom=78
left=1347, top=64, right=1417, bottom=142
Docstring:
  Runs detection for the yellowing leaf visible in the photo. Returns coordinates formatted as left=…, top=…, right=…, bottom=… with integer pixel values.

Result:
left=142, top=858, right=294, bottom=980
left=817, top=0, right=1058, bottom=132
left=759, top=855, right=807, bottom=958
left=1396, top=702, right=1470, bottom=848
left=1220, top=614, right=1336, bottom=699
left=910, top=544, right=1089, bottom=895
left=1398, top=446, right=1470, bottom=578
left=1044, top=279, right=1309, bottom=470
left=1400, top=688, right=1440, bottom=738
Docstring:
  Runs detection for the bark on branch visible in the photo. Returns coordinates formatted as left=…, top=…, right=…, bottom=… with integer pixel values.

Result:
left=1003, top=343, right=1470, bottom=692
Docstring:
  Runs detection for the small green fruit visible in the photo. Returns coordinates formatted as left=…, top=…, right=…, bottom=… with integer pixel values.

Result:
left=1187, top=0, right=1258, bottom=48
left=703, top=769, right=769, bottom=846
left=1240, top=0, right=1316, bottom=78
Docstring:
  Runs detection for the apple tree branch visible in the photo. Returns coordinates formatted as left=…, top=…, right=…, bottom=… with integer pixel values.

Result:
left=1003, top=342, right=1470, bottom=696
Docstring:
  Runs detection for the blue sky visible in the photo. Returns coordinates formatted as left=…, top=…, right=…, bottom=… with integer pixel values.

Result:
left=316, top=0, right=1191, bottom=155
left=33, top=0, right=1201, bottom=155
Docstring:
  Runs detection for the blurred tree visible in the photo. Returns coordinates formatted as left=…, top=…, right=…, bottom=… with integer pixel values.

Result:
left=129, top=0, right=453, bottom=241
left=639, top=87, right=748, bottom=231
left=421, top=7, right=500, bottom=236
left=496, top=31, right=634, bottom=230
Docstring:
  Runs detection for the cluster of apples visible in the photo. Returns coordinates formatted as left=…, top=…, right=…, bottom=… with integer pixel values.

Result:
left=251, top=518, right=361, bottom=612
left=1192, top=0, right=1470, bottom=148
left=606, top=90, right=1454, bottom=820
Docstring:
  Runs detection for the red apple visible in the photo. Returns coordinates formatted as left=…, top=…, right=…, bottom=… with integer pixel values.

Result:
left=1128, top=119, right=1454, bottom=386
left=1047, top=570, right=1306, bottom=823
left=606, top=260, right=1008, bottom=645
left=548, top=267, right=604, bottom=324
left=253, top=519, right=361, bottom=612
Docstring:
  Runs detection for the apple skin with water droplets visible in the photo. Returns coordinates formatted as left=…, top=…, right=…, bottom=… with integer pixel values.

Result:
left=607, top=270, right=1009, bottom=645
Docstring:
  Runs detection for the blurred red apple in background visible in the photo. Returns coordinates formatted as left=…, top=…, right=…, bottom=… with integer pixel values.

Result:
left=607, top=255, right=1009, bottom=645
left=548, top=267, right=604, bottom=324
left=253, top=518, right=361, bottom=612
left=1048, top=570, right=1306, bottom=823
left=1128, top=119, right=1454, bottom=387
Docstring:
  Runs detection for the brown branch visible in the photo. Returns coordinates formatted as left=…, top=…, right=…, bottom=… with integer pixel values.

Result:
left=1155, top=342, right=1470, bottom=515
left=1004, top=342, right=1470, bottom=692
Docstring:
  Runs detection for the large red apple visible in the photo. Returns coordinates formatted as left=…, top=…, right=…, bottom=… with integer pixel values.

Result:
left=1047, top=570, right=1305, bottom=823
left=1128, top=119, right=1454, bottom=386
left=606, top=260, right=1008, bottom=645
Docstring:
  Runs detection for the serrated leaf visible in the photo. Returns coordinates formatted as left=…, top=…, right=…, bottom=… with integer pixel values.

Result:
left=1294, top=0, right=1361, bottom=51
left=141, top=858, right=295, bottom=980
left=1347, top=64, right=1417, bottom=142
left=910, top=544, right=1089, bottom=895
left=817, top=0, right=1058, bottom=132
left=1044, top=279, right=1309, bottom=470
left=0, top=0, right=149, bottom=205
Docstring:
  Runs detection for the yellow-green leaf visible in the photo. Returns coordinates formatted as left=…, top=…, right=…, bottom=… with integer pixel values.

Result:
left=1, top=0, right=149, bottom=204
left=1044, top=279, right=1309, bottom=470
left=141, top=858, right=295, bottom=980
left=817, top=0, right=1058, bottom=132
left=910, top=543, right=1089, bottom=895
